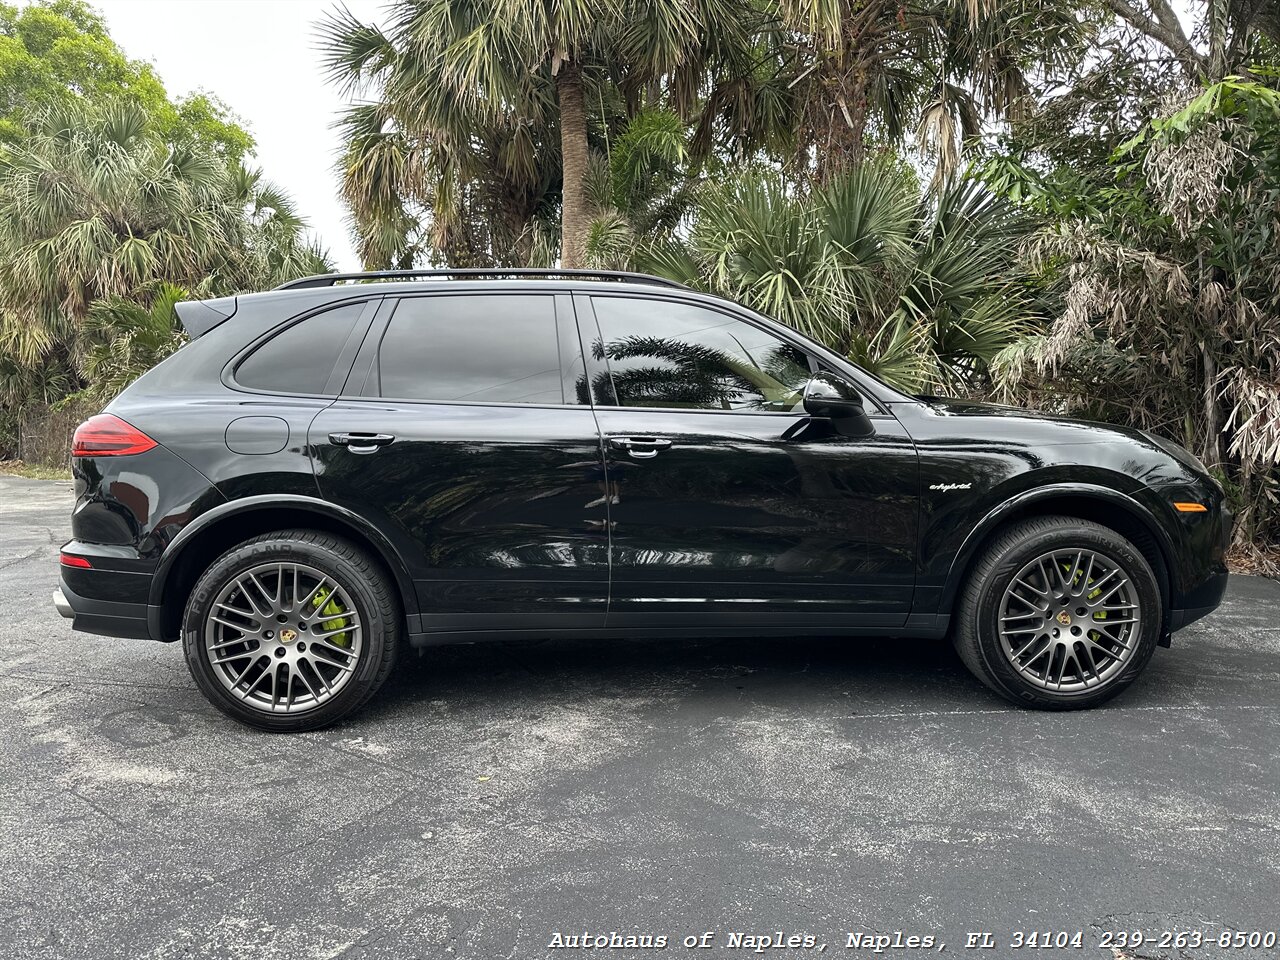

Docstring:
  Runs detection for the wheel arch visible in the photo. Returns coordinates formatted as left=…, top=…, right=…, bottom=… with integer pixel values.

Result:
left=149, top=495, right=419, bottom=642
left=941, top=484, right=1174, bottom=639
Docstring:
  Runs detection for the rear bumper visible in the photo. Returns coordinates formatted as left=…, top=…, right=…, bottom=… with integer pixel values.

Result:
left=57, top=539, right=172, bottom=641
left=53, top=578, right=153, bottom=641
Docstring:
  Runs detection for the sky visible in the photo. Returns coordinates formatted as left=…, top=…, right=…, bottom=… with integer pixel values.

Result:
left=88, top=0, right=387, bottom=272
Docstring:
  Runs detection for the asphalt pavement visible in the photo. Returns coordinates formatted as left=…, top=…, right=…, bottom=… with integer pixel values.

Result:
left=2, top=473, right=1278, bottom=960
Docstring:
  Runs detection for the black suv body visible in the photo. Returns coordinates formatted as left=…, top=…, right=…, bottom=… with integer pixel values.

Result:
left=54, top=270, right=1230, bottom=729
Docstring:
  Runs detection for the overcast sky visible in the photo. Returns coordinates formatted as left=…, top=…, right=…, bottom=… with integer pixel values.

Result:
left=90, top=0, right=386, bottom=271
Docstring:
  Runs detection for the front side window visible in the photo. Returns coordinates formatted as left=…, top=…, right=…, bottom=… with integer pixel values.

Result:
left=589, top=296, right=812, bottom=412
left=378, top=295, right=564, bottom=404
left=235, top=301, right=366, bottom=395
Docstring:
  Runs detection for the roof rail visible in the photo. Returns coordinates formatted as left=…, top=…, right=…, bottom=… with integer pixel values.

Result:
left=275, top=268, right=689, bottom=291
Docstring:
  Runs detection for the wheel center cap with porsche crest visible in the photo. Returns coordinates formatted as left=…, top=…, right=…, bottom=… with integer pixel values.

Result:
left=279, top=628, right=298, bottom=644
left=1056, top=610, right=1072, bottom=626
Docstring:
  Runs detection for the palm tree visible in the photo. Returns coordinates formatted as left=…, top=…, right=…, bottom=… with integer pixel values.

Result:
left=320, top=0, right=755, bottom=268
left=686, top=0, right=1085, bottom=183
left=0, top=100, right=328, bottom=389
left=81, top=283, right=190, bottom=399
left=762, top=0, right=1085, bottom=180
left=320, top=3, right=560, bottom=268
left=582, top=107, right=703, bottom=269
left=615, top=163, right=1038, bottom=394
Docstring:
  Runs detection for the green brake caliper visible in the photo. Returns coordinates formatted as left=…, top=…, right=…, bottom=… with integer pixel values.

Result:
left=1062, top=562, right=1107, bottom=636
left=312, top=586, right=351, bottom=648
left=1084, top=572, right=1106, bottom=630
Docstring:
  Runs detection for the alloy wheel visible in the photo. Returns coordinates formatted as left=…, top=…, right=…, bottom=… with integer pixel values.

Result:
left=997, top=548, right=1141, bottom=693
left=204, top=561, right=363, bottom=714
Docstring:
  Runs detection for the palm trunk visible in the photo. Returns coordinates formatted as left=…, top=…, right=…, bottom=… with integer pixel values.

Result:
left=816, top=53, right=871, bottom=182
left=557, top=60, right=589, bottom=268
left=846, top=62, right=870, bottom=163
left=501, top=197, right=533, bottom=267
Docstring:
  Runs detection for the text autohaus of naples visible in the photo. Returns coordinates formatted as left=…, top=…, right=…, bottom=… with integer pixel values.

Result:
left=544, top=930, right=942, bottom=950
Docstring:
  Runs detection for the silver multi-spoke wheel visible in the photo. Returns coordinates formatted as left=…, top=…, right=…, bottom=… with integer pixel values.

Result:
left=204, top=561, right=363, bottom=714
left=998, top=548, right=1142, bottom=693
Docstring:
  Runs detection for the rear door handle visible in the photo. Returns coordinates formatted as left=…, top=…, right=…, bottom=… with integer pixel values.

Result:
left=329, top=432, right=396, bottom=453
left=608, top=436, right=672, bottom=459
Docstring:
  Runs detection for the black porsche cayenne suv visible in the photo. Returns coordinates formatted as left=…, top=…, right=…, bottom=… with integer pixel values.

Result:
left=54, top=269, right=1230, bottom=731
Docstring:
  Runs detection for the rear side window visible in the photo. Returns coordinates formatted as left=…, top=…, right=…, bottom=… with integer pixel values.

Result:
left=377, top=295, right=564, bottom=404
left=236, top=302, right=366, bottom=395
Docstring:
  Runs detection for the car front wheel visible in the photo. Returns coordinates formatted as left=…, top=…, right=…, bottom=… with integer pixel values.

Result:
left=954, top=515, right=1162, bottom=709
left=182, top=529, right=400, bottom=731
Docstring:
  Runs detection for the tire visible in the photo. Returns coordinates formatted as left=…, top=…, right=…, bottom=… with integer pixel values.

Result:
left=953, top=515, right=1162, bottom=710
left=182, top=529, right=401, bottom=732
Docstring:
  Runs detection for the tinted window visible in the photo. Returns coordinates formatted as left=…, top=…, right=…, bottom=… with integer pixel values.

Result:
left=236, top=302, right=366, bottom=395
left=589, top=297, right=811, bottom=412
left=378, top=296, right=564, bottom=404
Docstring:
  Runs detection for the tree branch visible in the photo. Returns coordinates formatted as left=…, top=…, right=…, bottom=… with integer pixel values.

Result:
left=1105, top=0, right=1205, bottom=78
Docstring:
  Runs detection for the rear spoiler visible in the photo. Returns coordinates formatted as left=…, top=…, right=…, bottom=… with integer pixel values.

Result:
left=174, top=296, right=237, bottom=339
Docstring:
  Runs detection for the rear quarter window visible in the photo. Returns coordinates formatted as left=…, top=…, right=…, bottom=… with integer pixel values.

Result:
left=234, top=302, right=367, bottom=395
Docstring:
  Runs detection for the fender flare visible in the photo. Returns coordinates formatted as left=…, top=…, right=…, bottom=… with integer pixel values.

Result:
left=938, top=482, right=1176, bottom=613
left=149, top=494, right=420, bottom=619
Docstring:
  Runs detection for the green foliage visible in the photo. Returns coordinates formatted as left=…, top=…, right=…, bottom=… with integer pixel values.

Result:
left=986, top=67, right=1280, bottom=547
left=322, top=0, right=1091, bottom=267
left=608, top=108, right=687, bottom=216
left=0, top=0, right=252, bottom=158
left=168, top=93, right=254, bottom=161
left=319, top=1, right=562, bottom=268
left=0, top=1, right=161, bottom=123
left=81, top=283, right=188, bottom=400
left=0, top=97, right=328, bottom=455
left=0, top=459, right=70, bottom=479
left=0, top=2, right=324, bottom=459
left=609, top=164, right=1038, bottom=395
left=675, top=0, right=1090, bottom=184
left=1118, top=77, right=1280, bottom=155
left=845, top=317, right=935, bottom=393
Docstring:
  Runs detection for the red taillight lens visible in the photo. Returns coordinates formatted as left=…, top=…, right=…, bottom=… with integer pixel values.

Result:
left=60, top=553, right=92, bottom=568
left=72, top=414, right=157, bottom=457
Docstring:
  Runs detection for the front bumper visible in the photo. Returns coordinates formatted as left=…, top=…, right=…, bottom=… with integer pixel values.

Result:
left=1169, top=565, right=1230, bottom=632
left=1141, top=477, right=1232, bottom=638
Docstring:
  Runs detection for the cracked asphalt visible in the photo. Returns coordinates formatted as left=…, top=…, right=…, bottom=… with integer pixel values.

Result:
left=2, top=473, right=1279, bottom=960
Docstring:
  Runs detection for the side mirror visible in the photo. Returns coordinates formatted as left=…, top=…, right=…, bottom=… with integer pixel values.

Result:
left=802, top=372, right=874, bottom=436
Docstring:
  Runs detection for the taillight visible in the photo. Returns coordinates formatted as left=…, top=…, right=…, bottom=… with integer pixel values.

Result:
left=71, top=414, right=157, bottom=457
left=60, top=553, right=92, bottom=568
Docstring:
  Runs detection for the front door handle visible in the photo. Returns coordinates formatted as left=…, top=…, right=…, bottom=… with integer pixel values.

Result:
left=609, top=436, right=672, bottom=459
left=329, top=432, right=396, bottom=453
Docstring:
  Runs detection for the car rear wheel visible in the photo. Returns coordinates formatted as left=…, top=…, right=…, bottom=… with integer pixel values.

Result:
left=182, top=529, right=400, bottom=731
left=953, top=516, right=1162, bottom=709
